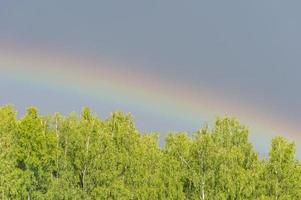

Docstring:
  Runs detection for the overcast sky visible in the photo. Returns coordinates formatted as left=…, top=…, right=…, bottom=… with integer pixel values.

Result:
left=0, top=1, right=300, bottom=155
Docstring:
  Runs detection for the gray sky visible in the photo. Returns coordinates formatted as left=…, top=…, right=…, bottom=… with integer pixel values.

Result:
left=0, top=1, right=300, bottom=156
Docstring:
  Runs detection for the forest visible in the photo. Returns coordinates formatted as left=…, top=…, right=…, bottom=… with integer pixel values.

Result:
left=0, top=105, right=300, bottom=200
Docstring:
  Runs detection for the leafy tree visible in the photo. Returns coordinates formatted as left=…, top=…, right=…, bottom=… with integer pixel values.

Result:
left=166, top=118, right=260, bottom=200
left=259, top=137, right=301, bottom=199
left=0, top=105, right=17, bottom=198
left=11, top=107, right=57, bottom=199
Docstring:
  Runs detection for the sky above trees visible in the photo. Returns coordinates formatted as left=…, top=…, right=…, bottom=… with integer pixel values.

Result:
left=0, top=1, right=300, bottom=156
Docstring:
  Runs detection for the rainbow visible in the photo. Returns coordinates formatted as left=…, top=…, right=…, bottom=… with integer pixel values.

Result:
left=0, top=43, right=300, bottom=155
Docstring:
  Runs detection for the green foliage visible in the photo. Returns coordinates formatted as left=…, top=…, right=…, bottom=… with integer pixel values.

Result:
left=257, top=137, right=301, bottom=199
left=165, top=118, right=261, bottom=200
left=0, top=105, right=300, bottom=199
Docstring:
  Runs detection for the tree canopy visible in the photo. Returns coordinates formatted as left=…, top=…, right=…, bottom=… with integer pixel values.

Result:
left=0, top=105, right=300, bottom=199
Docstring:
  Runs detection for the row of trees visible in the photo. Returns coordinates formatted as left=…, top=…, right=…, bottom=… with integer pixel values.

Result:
left=0, top=105, right=300, bottom=199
